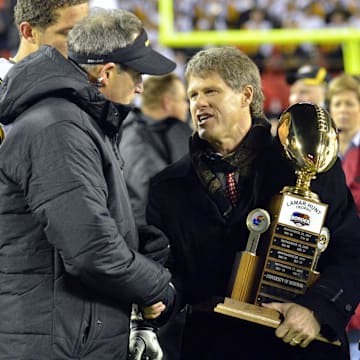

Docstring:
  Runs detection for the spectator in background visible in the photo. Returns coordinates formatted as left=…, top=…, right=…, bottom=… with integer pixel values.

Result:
left=328, top=73, right=360, bottom=191
left=121, top=73, right=191, bottom=225
left=0, top=0, right=89, bottom=138
left=0, top=8, right=176, bottom=359
left=0, top=0, right=89, bottom=82
left=0, top=0, right=17, bottom=56
left=286, top=64, right=330, bottom=107
left=322, top=6, right=350, bottom=70
left=297, top=3, right=326, bottom=58
left=267, top=64, right=330, bottom=137
left=120, top=73, right=191, bottom=360
left=327, top=73, right=360, bottom=360
left=349, top=7, right=360, bottom=28
left=240, top=7, right=274, bottom=70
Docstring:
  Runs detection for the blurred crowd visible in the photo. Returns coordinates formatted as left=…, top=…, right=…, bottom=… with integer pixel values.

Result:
left=98, top=0, right=360, bottom=71
left=2, top=1, right=360, bottom=72
left=172, top=0, right=360, bottom=72
left=0, top=0, right=17, bottom=58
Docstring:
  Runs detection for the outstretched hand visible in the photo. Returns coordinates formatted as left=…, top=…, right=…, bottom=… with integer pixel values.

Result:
left=262, top=302, right=321, bottom=348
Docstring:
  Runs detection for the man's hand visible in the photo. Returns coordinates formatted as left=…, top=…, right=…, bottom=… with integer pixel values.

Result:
left=141, top=301, right=166, bottom=320
left=262, top=302, right=321, bottom=348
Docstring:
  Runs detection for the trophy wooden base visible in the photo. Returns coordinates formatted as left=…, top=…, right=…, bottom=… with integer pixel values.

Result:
left=214, top=297, right=340, bottom=346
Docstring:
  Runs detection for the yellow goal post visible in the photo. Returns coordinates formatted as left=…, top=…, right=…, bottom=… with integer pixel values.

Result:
left=158, top=0, right=360, bottom=74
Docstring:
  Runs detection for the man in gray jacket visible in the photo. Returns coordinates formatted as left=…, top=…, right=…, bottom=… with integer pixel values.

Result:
left=0, top=8, right=176, bottom=360
left=121, top=73, right=192, bottom=225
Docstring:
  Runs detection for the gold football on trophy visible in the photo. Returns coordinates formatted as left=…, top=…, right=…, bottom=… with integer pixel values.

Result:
left=277, top=103, right=339, bottom=199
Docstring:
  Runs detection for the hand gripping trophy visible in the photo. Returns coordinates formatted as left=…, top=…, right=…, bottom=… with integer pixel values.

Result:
left=215, top=103, right=339, bottom=344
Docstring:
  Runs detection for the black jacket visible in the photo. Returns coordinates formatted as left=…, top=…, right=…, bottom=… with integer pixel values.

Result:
left=120, top=109, right=192, bottom=224
left=0, top=46, right=173, bottom=360
left=147, top=120, right=360, bottom=359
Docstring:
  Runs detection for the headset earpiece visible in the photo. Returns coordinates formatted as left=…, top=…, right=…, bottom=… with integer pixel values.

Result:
left=96, top=77, right=104, bottom=87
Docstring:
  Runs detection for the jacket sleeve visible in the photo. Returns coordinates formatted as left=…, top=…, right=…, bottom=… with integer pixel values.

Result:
left=19, top=120, right=173, bottom=308
left=147, top=178, right=185, bottom=316
left=138, top=224, right=170, bottom=266
left=295, top=159, right=360, bottom=341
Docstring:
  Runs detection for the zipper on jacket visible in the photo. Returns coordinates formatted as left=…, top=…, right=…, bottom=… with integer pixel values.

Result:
left=111, top=133, right=125, bottom=169
left=112, top=133, right=120, bottom=160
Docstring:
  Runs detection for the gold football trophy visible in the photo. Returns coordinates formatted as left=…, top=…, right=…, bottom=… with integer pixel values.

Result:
left=215, top=103, right=340, bottom=344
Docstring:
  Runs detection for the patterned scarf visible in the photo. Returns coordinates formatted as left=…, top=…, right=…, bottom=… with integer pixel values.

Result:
left=190, top=117, right=271, bottom=218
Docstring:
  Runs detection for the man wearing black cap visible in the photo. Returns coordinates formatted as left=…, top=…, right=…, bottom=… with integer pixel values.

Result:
left=68, top=8, right=176, bottom=105
left=0, top=8, right=176, bottom=360
left=286, top=65, right=330, bottom=108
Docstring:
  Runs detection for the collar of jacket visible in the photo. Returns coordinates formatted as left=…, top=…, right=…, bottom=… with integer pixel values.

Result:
left=0, top=46, right=132, bottom=137
left=75, top=85, right=132, bottom=137
left=150, top=117, right=272, bottom=186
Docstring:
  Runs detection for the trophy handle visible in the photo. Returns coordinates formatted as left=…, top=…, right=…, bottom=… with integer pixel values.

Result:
left=230, top=209, right=271, bottom=303
left=312, top=227, right=330, bottom=270
left=231, top=252, right=261, bottom=302
left=309, top=226, right=330, bottom=286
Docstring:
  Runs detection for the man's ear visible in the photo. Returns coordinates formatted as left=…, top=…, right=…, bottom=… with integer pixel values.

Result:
left=18, top=22, right=37, bottom=43
left=98, top=62, right=118, bottom=85
left=242, top=85, right=254, bottom=106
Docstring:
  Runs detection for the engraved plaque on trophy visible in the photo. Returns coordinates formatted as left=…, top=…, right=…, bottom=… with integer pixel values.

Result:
left=215, top=103, right=339, bottom=344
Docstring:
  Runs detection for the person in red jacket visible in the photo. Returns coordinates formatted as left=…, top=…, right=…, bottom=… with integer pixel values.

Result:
left=327, top=72, right=360, bottom=360
left=328, top=73, right=360, bottom=215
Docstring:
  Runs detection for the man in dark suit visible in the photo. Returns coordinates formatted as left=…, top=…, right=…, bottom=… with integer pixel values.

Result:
left=147, top=46, right=360, bottom=360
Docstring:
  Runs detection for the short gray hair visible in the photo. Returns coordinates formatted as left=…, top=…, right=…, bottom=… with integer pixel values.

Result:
left=185, top=46, right=264, bottom=118
left=67, top=8, right=143, bottom=73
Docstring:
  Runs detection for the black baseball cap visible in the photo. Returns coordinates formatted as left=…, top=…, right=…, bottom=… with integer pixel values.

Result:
left=286, top=65, right=330, bottom=86
left=69, top=30, right=176, bottom=75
